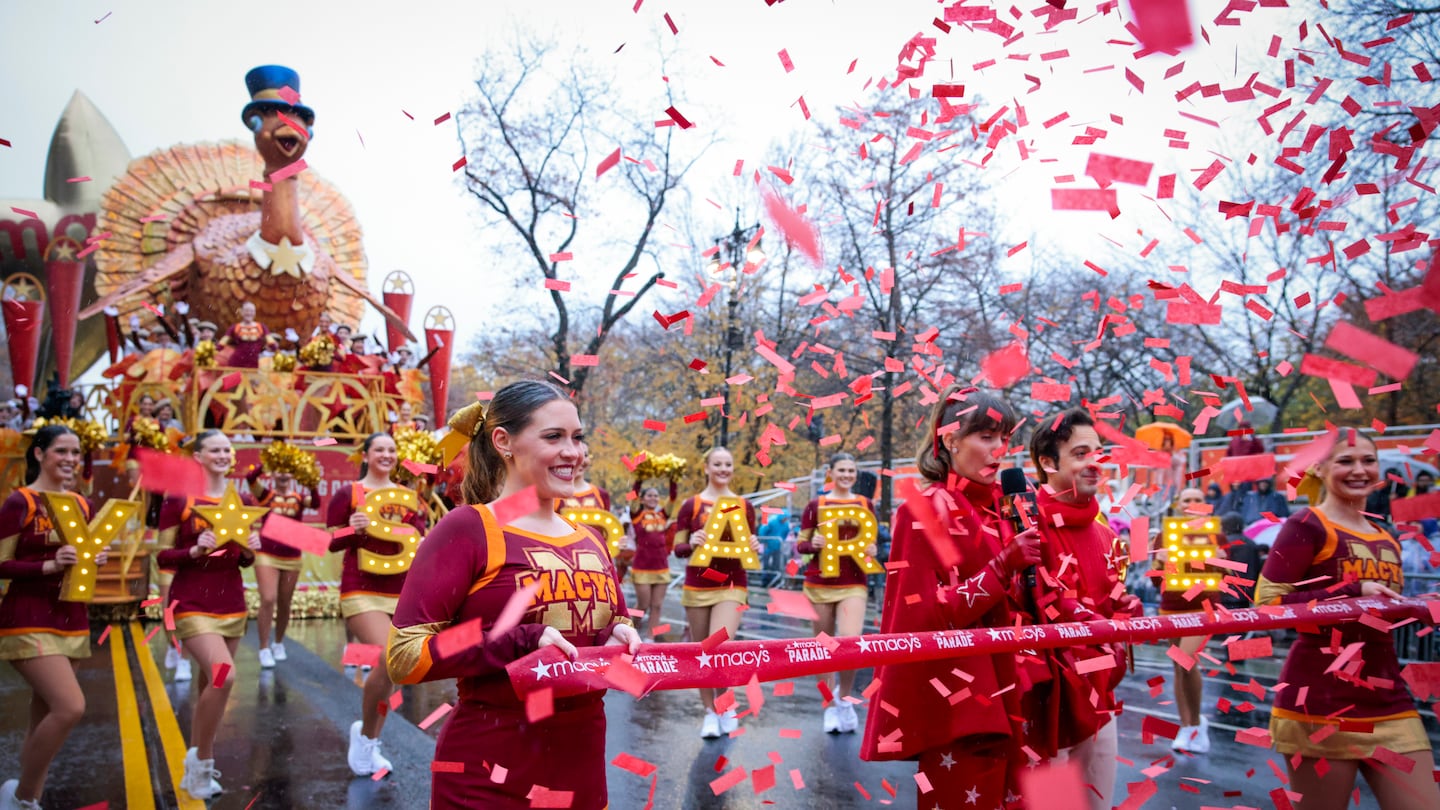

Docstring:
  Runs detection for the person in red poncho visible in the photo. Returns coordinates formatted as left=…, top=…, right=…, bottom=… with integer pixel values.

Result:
left=1029, top=408, right=1143, bottom=810
left=860, top=385, right=1040, bottom=809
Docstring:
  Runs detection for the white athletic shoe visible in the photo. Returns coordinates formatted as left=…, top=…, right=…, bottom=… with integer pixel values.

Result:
left=1187, top=718, right=1212, bottom=754
left=823, top=705, right=840, bottom=734
left=173, top=657, right=192, bottom=682
left=1, top=779, right=42, bottom=810
left=258, top=647, right=276, bottom=669
left=370, top=738, right=393, bottom=775
left=719, top=710, right=739, bottom=734
left=180, top=748, right=223, bottom=799
left=1171, top=725, right=1194, bottom=751
left=700, top=711, right=722, bottom=739
left=347, top=721, right=375, bottom=776
left=270, top=642, right=287, bottom=662
left=164, top=645, right=179, bottom=670
left=837, top=703, right=859, bottom=734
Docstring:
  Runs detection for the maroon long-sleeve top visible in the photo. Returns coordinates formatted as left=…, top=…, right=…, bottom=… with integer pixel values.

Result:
left=796, top=495, right=876, bottom=588
left=156, top=492, right=255, bottom=621
left=326, top=482, right=428, bottom=600
left=0, top=488, right=92, bottom=643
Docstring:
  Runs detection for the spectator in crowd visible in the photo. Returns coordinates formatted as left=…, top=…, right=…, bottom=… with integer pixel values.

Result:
left=1412, top=472, right=1438, bottom=538
left=0, top=400, right=21, bottom=431
left=155, top=401, right=184, bottom=432
left=1225, top=421, right=1266, bottom=457
left=1364, top=467, right=1406, bottom=526
left=1232, top=478, right=1290, bottom=526
left=758, top=512, right=788, bottom=575
left=1204, top=483, right=1225, bottom=512
left=1219, top=512, right=1261, bottom=607
left=349, top=335, right=368, bottom=356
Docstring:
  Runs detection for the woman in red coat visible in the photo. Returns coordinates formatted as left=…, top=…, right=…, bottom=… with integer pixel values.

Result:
left=387, top=381, right=639, bottom=809
left=0, top=426, right=109, bottom=810
left=860, top=386, right=1038, bottom=809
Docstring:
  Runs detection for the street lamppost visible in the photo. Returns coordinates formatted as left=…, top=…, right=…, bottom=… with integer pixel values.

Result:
left=705, top=212, right=765, bottom=448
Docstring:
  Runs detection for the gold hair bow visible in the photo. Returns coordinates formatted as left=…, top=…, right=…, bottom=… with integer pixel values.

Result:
left=438, top=401, right=485, bottom=467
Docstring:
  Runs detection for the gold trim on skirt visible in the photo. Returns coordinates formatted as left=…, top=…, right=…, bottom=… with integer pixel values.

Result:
left=630, top=569, right=671, bottom=585
left=680, top=586, right=748, bottom=608
left=0, top=629, right=90, bottom=660
left=1271, top=713, right=1429, bottom=758
left=803, top=583, right=868, bottom=604
left=341, top=593, right=399, bottom=618
left=255, top=552, right=304, bottom=572
left=175, top=612, right=247, bottom=640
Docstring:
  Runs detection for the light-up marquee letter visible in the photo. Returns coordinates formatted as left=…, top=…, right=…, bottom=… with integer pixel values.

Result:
left=689, top=497, right=759, bottom=570
left=358, top=486, right=422, bottom=574
left=816, top=503, right=884, bottom=578
left=44, top=493, right=141, bottom=603
left=562, top=507, right=626, bottom=559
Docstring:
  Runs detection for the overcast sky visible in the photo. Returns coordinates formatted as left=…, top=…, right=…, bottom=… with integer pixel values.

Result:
left=1, top=0, right=1300, bottom=362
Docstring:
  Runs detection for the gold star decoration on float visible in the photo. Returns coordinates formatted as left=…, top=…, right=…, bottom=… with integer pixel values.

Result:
left=265, top=236, right=306, bottom=278
left=193, top=484, right=269, bottom=547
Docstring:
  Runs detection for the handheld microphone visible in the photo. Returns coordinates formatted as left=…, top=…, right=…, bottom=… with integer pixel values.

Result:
left=999, top=467, right=1037, bottom=590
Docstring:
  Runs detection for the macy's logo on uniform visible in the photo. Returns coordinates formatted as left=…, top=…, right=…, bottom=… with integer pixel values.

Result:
left=697, top=649, right=770, bottom=668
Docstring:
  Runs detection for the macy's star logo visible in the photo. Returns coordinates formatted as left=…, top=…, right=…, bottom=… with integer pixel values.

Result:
left=954, top=571, right=989, bottom=608
left=697, top=651, right=713, bottom=668
left=530, top=659, right=553, bottom=679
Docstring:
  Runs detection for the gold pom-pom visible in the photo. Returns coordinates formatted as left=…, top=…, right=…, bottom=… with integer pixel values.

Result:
left=299, top=336, right=335, bottom=368
left=392, top=426, right=441, bottom=486
left=130, top=417, right=169, bottom=451
left=194, top=339, right=216, bottom=369
left=260, top=440, right=322, bottom=489
left=447, top=401, right=485, bottom=439
left=634, top=451, right=687, bottom=483
left=31, top=417, right=109, bottom=455
left=270, top=352, right=297, bottom=373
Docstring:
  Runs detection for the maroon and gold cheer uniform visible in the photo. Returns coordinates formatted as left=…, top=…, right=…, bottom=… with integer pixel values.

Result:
left=220, top=321, right=271, bottom=368
left=628, top=506, right=672, bottom=585
left=796, top=495, right=876, bottom=604
left=388, top=504, right=631, bottom=809
left=0, top=489, right=94, bottom=660
left=1256, top=507, right=1428, bottom=758
left=250, top=475, right=319, bottom=573
left=156, top=493, right=256, bottom=639
left=1150, top=522, right=1222, bottom=615
left=326, top=482, right=428, bottom=618
left=673, top=496, right=756, bottom=608
left=561, top=484, right=611, bottom=512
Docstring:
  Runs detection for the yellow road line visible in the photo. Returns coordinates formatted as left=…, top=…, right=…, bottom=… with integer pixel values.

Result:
left=129, top=624, right=206, bottom=810
left=109, top=623, right=156, bottom=810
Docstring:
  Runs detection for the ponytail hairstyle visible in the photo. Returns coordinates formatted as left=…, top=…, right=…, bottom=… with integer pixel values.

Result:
left=356, top=432, right=392, bottom=479
left=459, top=380, right=569, bottom=505
left=915, top=385, right=1017, bottom=483
left=25, top=423, right=77, bottom=485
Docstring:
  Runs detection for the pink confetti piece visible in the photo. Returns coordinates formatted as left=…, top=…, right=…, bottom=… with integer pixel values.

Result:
left=1323, top=321, right=1419, bottom=381
left=9, top=207, right=38, bottom=219
left=66, top=176, right=92, bottom=183
left=766, top=588, right=820, bottom=621
left=491, top=486, right=540, bottom=527
left=778, top=49, right=795, bottom=72
left=490, top=580, right=542, bottom=638
left=596, top=148, right=621, bottom=178
left=417, top=702, right=454, bottom=730
left=1050, top=189, right=1118, bottom=213
left=268, top=159, right=307, bottom=181
left=612, top=752, right=658, bottom=778
left=543, top=278, right=571, bottom=292
left=761, top=191, right=820, bottom=264
left=710, top=767, right=748, bottom=796
left=1129, top=0, right=1195, bottom=51
left=1086, top=154, right=1153, bottom=186
left=433, top=112, right=451, bottom=125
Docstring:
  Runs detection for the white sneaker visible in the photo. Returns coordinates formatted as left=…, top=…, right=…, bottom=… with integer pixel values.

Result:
left=699, top=711, right=722, bottom=739
left=823, top=705, right=840, bottom=734
left=369, top=738, right=393, bottom=775
left=258, top=647, right=276, bottom=669
left=1, top=779, right=42, bottom=810
left=837, top=702, right=859, bottom=733
left=1188, top=718, right=1212, bottom=753
left=164, top=645, right=179, bottom=669
left=1171, top=725, right=1194, bottom=751
left=271, top=642, right=287, bottom=661
left=719, top=710, right=739, bottom=734
left=347, top=721, right=375, bottom=776
left=180, top=748, right=222, bottom=799
left=173, top=657, right=192, bottom=682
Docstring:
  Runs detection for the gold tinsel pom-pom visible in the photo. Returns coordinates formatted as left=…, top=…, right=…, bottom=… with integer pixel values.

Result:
left=31, top=417, right=109, bottom=455
left=634, top=452, right=687, bottom=483
left=260, top=440, right=322, bottom=489
left=270, top=352, right=297, bottom=373
left=299, top=336, right=335, bottom=368
left=392, top=426, right=441, bottom=486
left=194, top=339, right=216, bottom=368
left=129, top=417, right=170, bottom=451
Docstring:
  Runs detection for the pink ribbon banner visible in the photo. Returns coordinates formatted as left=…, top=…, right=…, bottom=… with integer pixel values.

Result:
left=507, top=597, right=1437, bottom=699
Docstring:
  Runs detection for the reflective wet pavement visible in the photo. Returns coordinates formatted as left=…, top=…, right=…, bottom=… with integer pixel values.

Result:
left=1, top=583, right=1434, bottom=808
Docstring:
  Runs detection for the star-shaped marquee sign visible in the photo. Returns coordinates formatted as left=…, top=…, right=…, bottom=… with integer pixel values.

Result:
left=192, top=484, right=269, bottom=547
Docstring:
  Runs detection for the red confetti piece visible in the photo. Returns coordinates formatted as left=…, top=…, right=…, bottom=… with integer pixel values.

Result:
left=491, top=486, right=541, bottom=527
left=664, top=106, right=693, bottom=129
left=777, top=49, right=794, bottom=72
left=341, top=643, right=383, bottom=668
left=596, top=148, right=621, bottom=178
left=262, top=514, right=333, bottom=555
left=212, top=662, right=232, bottom=689
left=612, top=752, right=658, bottom=778
left=642, top=419, right=667, bottom=432
left=1050, top=188, right=1118, bottom=212
left=269, top=159, right=308, bottom=181
left=710, top=767, right=748, bottom=796
left=526, top=687, right=554, bottom=723
left=766, top=588, right=819, bottom=621
left=9, top=207, right=39, bottom=218
left=431, top=761, right=465, bottom=773
left=1323, top=321, right=1419, bottom=380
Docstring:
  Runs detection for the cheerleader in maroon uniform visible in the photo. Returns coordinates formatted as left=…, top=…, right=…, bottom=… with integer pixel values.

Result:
left=387, top=381, right=639, bottom=809
left=0, top=426, right=107, bottom=810
left=1028, top=409, right=1142, bottom=810
left=155, top=430, right=262, bottom=800
left=796, top=453, right=878, bottom=734
left=246, top=457, right=319, bottom=668
left=627, top=485, right=674, bottom=640
left=1256, top=429, right=1439, bottom=810
left=860, top=386, right=1039, bottom=809
left=327, top=432, right=428, bottom=777
left=559, top=444, right=630, bottom=579
left=216, top=301, right=273, bottom=369
left=673, top=447, right=760, bottom=738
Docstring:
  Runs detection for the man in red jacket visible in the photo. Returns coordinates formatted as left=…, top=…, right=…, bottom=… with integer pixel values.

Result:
left=1029, top=408, right=1142, bottom=810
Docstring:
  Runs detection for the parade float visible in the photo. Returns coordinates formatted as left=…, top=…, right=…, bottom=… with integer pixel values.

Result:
left=0, top=66, right=452, bottom=618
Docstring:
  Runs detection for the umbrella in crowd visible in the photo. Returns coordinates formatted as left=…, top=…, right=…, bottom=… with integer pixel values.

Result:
left=1135, top=421, right=1192, bottom=451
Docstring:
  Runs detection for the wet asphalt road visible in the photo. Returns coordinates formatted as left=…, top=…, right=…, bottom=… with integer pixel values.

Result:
left=0, top=579, right=1434, bottom=809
